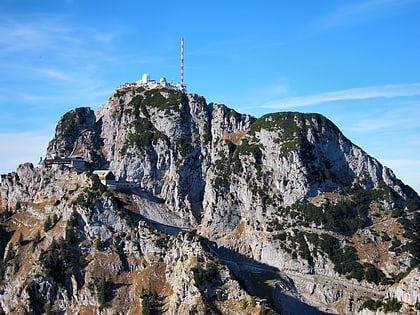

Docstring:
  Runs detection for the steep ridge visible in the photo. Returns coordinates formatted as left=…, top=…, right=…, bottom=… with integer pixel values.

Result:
left=1, top=83, right=419, bottom=314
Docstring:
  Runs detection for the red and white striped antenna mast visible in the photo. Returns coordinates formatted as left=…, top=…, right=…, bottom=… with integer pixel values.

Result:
left=180, top=36, right=185, bottom=92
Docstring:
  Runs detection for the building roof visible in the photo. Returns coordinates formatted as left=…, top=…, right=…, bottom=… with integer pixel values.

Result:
left=93, top=170, right=112, bottom=176
left=92, top=170, right=115, bottom=180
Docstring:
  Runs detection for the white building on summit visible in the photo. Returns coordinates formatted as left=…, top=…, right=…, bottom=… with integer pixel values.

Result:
left=118, top=37, right=186, bottom=92
left=141, top=73, right=150, bottom=84
left=119, top=73, right=180, bottom=91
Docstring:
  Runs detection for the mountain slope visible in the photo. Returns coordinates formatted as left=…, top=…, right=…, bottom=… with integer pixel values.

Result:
left=1, top=84, right=419, bottom=314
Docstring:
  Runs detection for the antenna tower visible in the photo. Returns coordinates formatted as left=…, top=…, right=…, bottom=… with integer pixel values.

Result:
left=180, top=36, right=185, bottom=92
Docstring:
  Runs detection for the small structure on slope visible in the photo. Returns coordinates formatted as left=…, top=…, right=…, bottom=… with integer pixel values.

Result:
left=40, top=156, right=87, bottom=170
left=92, top=170, right=139, bottom=190
left=93, top=170, right=116, bottom=187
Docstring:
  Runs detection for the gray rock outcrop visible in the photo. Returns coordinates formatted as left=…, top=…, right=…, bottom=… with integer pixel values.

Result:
left=1, top=83, right=419, bottom=314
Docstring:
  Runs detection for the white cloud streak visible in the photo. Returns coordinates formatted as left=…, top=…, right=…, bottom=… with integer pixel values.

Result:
left=318, top=0, right=419, bottom=29
left=261, top=83, right=420, bottom=109
left=0, top=12, right=124, bottom=116
left=347, top=120, right=397, bottom=133
left=0, top=13, right=121, bottom=74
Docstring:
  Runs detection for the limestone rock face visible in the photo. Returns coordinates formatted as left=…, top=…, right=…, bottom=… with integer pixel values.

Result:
left=1, top=84, right=419, bottom=314
left=46, top=107, right=101, bottom=161
left=385, top=268, right=420, bottom=311
left=358, top=270, right=420, bottom=315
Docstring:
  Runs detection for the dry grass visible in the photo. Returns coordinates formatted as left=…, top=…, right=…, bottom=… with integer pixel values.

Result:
left=352, top=230, right=389, bottom=266
left=10, top=215, right=67, bottom=285
left=215, top=298, right=259, bottom=315
left=8, top=212, right=42, bottom=235
left=352, top=210, right=404, bottom=269
left=221, top=130, right=248, bottom=145
left=131, top=262, right=171, bottom=296
left=77, top=306, right=97, bottom=315
left=83, top=253, right=172, bottom=314
left=21, top=197, right=56, bottom=212
left=308, top=192, right=349, bottom=205
left=235, top=221, right=247, bottom=239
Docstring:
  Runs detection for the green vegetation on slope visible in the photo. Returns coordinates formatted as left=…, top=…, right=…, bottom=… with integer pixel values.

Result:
left=71, top=172, right=108, bottom=209
left=248, top=112, right=335, bottom=157
left=55, top=107, right=93, bottom=138
left=121, top=88, right=190, bottom=155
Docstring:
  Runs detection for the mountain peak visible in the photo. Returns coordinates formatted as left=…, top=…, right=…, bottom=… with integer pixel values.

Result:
left=1, top=86, right=419, bottom=314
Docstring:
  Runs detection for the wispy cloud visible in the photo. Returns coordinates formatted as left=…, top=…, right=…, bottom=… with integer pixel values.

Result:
left=347, top=119, right=397, bottom=133
left=317, top=0, right=419, bottom=29
left=261, top=83, right=420, bottom=109
left=0, top=15, right=80, bottom=56
left=346, top=100, right=420, bottom=133
left=0, top=12, right=123, bottom=112
left=35, top=67, right=74, bottom=82
left=0, top=12, right=121, bottom=70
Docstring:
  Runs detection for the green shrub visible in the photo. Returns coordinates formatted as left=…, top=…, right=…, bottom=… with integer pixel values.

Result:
left=360, top=298, right=382, bottom=311
left=391, top=208, right=404, bottom=218
left=216, top=290, right=224, bottom=301
left=52, top=213, right=59, bottom=224
left=268, top=219, right=283, bottom=231
left=0, top=208, right=13, bottom=223
left=17, top=232, right=23, bottom=246
left=364, top=264, right=387, bottom=285
left=43, top=216, right=52, bottom=232
left=296, top=233, right=313, bottom=265
left=65, top=211, right=79, bottom=244
left=192, top=262, right=219, bottom=287
left=236, top=138, right=263, bottom=164
left=31, top=230, right=41, bottom=252
left=39, top=240, right=66, bottom=284
left=95, top=237, right=106, bottom=251
left=402, top=237, right=420, bottom=265
left=121, top=118, right=168, bottom=155
left=97, top=276, right=108, bottom=308
left=272, top=233, right=286, bottom=241
left=140, top=288, right=156, bottom=315
left=248, top=112, right=333, bottom=158
left=389, top=237, right=402, bottom=252
left=381, top=232, right=391, bottom=242
left=308, top=233, right=365, bottom=279
left=241, top=299, right=248, bottom=310
left=55, top=107, right=92, bottom=139
left=26, top=281, right=45, bottom=314
left=406, top=198, right=420, bottom=211
left=288, top=199, right=368, bottom=233
left=113, top=89, right=127, bottom=98
left=383, top=297, right=402, bottom=312
left=72, top=174, right=106, bottom=209
left=250, top=296, right=256, bottom=307
left=142, top=295, right=151, bottom=315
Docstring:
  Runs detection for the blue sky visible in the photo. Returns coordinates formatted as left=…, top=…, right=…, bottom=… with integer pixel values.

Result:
left=1, top=0, right=419, bottom=193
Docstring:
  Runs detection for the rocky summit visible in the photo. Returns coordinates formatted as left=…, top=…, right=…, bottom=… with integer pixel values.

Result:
left=1, top=82, right=419, bottom=315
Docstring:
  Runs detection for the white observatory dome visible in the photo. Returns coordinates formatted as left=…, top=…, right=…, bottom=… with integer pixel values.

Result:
left=141, top=73, right=150, bottom=84
left=160, top=77, right=167, bottom=86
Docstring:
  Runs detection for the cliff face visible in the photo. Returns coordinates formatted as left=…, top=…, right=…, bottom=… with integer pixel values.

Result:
left=1, top=84, right=419, bottom=314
